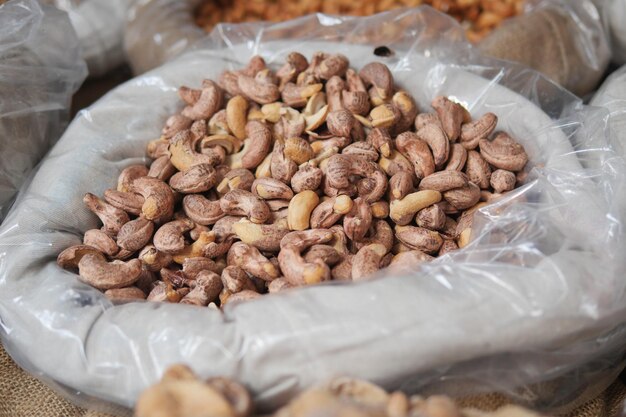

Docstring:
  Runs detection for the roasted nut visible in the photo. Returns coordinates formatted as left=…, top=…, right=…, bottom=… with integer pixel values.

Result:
left=490, top=169, right=516, bottom=193
left=169, top=164, right=218, bottom=194
left=84, top=229, right=118, bottom=257
left=117, top=165, right=148, bottom=192
left=460, top=112, right=497, bottom=150
left=180, top=80, right=223, bottom=120
left=416, top=205, right=446, bottom=231
left=83, top=193, right=129, bottom=237
left=431, top=96, right=465, bottom=141
left=291, top=165, right=323, bottom=193
left=278, top=229, right=333, bottom=285
left=310, top=195, right=353, bottom=229
left=465, top=150, right=492, bottom=189
left=227, top=242, right=280, bottom=281
left=352, top=243, right=388, bottom=280
left=395, top=225, right=443, bottom=254
left=343, top=197, right=372, bottom=242
left=117, top=217, right=154, bottom=252
left=251, top=178, right=294, bottom=200
left=153, top=218, right=195, bottom=254
left=359, top=62, right=394, bottom=102
left=395, top=132, right=435, bottom=180
left=417, top=122, right=450, bottom=169
left=226, top=121, right=273, bottom=169
left=183, top=194, right=224, bottom=225
left=443, top=182, right=481, bottom=210
left=445, top=143, right=468, bottom=171
left=130, top=177, right=175, bottom=223
left=220, top=189, right=270, bottom=224
left=78, top=253, right=142, bottom=290
left=232, top=218, right=289, bottom=252
left=390, top=190, right=442, bottom=225
left=288, top=190, right=320, bottom=231
left=479, top=132, right=528, bottom=171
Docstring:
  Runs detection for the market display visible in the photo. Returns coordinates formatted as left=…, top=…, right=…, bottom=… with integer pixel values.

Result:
left=57, top=53, right=528, bottom=306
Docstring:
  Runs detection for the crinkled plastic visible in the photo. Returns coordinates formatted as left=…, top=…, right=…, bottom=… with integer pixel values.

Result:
left=1, top=8, right=626, bottom=415
left=479, top=0, right=610, bottom=97
left=591, top=66, right=626, bottom=154
left=590, top=0, right=626, bottom=65
left=44, top=0, right=128, bottom=77
left=0, top=0, right=87, bottom=222
left=124, top=0, right=204, bottom=75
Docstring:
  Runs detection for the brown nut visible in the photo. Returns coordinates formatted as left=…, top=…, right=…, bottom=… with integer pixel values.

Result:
left=479, top=132, right=528, bottom=171
left=342, top=69, right=370, bottom=116
left=416, top=205, right=446, bottom=231
left=353, top=219, right=394, bottom=252
left=316, top=54, right=349, bottom=80
left=343, top=197, right=372, bottom=242
left=130, top=177, right=175, bottom=223
left=310, top=195, right=353, bottom=229
left=369, top=103, right=401, bottom=129
left=104, top=287, right=146, bottom=302
left=83, top=229, right=118, bottom=257
left=216, top=168, right=255, bottom=196
left=147, top=138, right=169, bottom=159
left=389, top=171, right=415, bottom=201
left=181, top=80, right=223, bottom=120
left=181, top=257, right=221, bottom=279
left=325, top=154, right=387, bottom=203
left=117, top=165, right=148, bottom=193
left=417, top=122, right=450, bottom=169
left=267, top=277, right=293, bottom=293
left=220, top=189, right=270, bottom=224
left=389, top=250, right=435, bottom=269
left=205, top=377, right=253, bottom=417
left=278, top=229, right=334, bottom=285
left=287, top=190, right=320, bottom=231
left=284, top=137, right=314, bottom=165
left=199, top=134, right=243, bottom=155
left=251, top=178, right=294, bottom=200
left=57, top=245, right=102, bottom=270
left=291, top=165, right=323, bottom=193
left=395, top=226, right=444, bottom=255
left=138, top=245, right=172, bottom=272
left=227, top=242, right=280, bottom=281
left=117, top=217, right=154, bottom=252
left=419, top=171, right=469, bottom=192
left=303, top=245, right=342, bottom=266
left=153, top=218, right=195, bottom=254
left=222, top=289, right=262, bottom=306
left=147, top=156, right=177, bottom=182
left=83, top=193, right=129, bottom=237
left=162, top=115, right=192, bottom=139
left=232, top=218, right=289, bottom=252
left=172, top=231, right=216, bottom=264
left=465, top=150, right=492, bottom=189
left=281, top=83, right=323, bottom=108
left=169, top=164, right=218, bottom=194
left=221, top=266, right=255, bottom=293
left=390, top=190, right=442, bottom=226
left=445, top=143, right=468, bottom=171
left=327, top=109, right=356, bottom=138
left=366, top=127, right=392, bottom=157
left=103, top=189, right=145, bottom=216
left=391, top=91, right=418, bottom=135
left=359, top=62, right=394, bottom=102
left=342, top=142, right=379, bottom=162
left=352, top=243, right=388, bottom=281
left=443, top=182, right=481, bottom=210
left=78, top=254, right=142, bottom=290
left=180, top=271, right=223, bottom=306
left=378, top=150, right=414, bottom=178
left=237, top=73, right=280, bottom=105
left=183, top=194, right=225, bottom=226
left=277, top=52, right=308, bottom=88
left=431, top=96, right=465, bottom=141
left=438, top=239, right=459, bottom=256
left=227, top=121, right=273, bottom=170
left=415, top=113, right=441, bottom=131
left=490, top=169, right=516, bottom=193
left=460, top=112, right=497, bottom=150
left=395, top=132, right=435, bottom=180
left=270, top=140, right=298, bottom=184
left=370, top=200, right=389, bottom=219
left=327, top=377, right=390, bottom=407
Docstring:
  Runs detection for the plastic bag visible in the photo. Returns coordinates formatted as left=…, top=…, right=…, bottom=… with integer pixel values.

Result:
left=43, top=0, right=128, bottom=77
left=591, top=0, right=626, bottom=65
left=124, top=0, right=204, bottom=75
left=1, top=7, right=625, bottom=415
left=0, top=0, right=87, bottom=222
left=479, top=0, right=610, bottom=97
left=591, top=66, right=626, bottom=155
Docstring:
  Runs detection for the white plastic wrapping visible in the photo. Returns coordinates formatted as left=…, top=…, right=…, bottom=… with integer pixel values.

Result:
left=0, top=0, right=87, bottom=222
left=45, top=0, right=128, bottom=77
left=591, top=66, right=626, bottom=154
left=1, top=8, right=625, bottom=415
left=591, top=0, right=626, bottom=65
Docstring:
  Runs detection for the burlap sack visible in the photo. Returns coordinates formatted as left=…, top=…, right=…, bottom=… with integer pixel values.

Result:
left=479, top=0, right=610, bottom=97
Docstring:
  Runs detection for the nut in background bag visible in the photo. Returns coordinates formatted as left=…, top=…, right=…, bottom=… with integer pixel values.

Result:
left=478, top=0, right=610, bottom=97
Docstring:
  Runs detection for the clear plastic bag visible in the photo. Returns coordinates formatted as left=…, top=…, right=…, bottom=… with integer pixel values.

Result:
left=590, top=0, right=626, bottom=65
left=124, top=0, right=204, bottom=75
left=1, top=8, right=625, bottom=415
left=42, top=0, right=128, bottom=77
left=479, top=0, right=610, bottom=97
left=0, top=0, right=87, bottom=222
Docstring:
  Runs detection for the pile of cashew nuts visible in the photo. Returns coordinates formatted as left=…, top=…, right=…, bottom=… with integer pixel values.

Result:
left=57, top=53, right=528, bottom=307
left=136, top=364, right=542, bottom=417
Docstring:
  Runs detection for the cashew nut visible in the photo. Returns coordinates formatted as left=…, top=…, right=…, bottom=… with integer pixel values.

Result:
left=278, top=229, right=333, bottom=285
left=395, top=225, right=443, bottom=254
left=130, top=177, right=175, bottom=223
left=84, top=229, right=119, bottom=256
left=460, top=112, right=497, bottom=150
left=78, top=253, right=142, bottom=290
left=431, top=96, right=465, bottom=141
left=181, top=80, right=223, bottom=120
left=232, top=218, right=289, bottom=252
left=226, top=120, right=272, bottom=169
left=220, top=189, right=270, bottom=224
left=352, top=243, right=388, bottom=281
left=395, top=132, right=435, bottom=180
left=117, top=217, right=154, bottom=252
left=465, top=150, right=492, bottom=189
left=390, top=190, right=442, bottom=225
left=227, top=242, right=280, bottom=281
left=169, top=164, right=218, bottom=194
left=359, top=62, right=394, bottom=102
left=479, top=132, right=528, bottom=171
left=83, top=193, right=129, bottom=237
left=343, top=197, right=372, bottom=242
left=291, top=165, right=323, bottom=193
left=251, top=178, right=294, bottom=200
left=153, top=218, right=195, bottom=254
left=287, top=190, right=319, bottom=231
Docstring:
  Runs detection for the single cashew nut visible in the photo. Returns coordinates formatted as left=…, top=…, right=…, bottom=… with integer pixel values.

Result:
left=220, top=189, right=271, bottom=224
left=232, top=218, right=289, bottom=252
left=84, top=229, right=119, bottom=257
left=153, top=218, right=195, bottom=254
left=182, top=194, right=225, bottom=226
left=359, top=62, right=394, bottom=102
left=226, top=120, right=273, bottom=170
left=57, top=245, right=102, bottom=270
left=445, top=143, right=468, bottom=171
left=83, top=193, right=129, bottom=237
left=117, top=165, right=148, bottom=193
left=343, top=197, right=372, bottom=242
left=138, top=244, right=172, bottom=272
left=389, top=171, right=415, bottom=201
left=390, top=250, right=435, bottom=269
left=390, top=190, right=442, bottom=225
left=352, top=243, right=388, bottom=281
left=221, top=265, right=255, bottom=293
left=460, top=112, right=497, bottom=150
left=78, top=253, right=142, bottom=290
left=465, top=150, right=492, bottom=189
left=417, top=122, right=450, bottom=169
left=431, top=96, right=465, bottom=141
left=490, top=169, right=516, bottom=193
left=238, top=73, right=280, bottom=105
left=367, top=127, right=392, bottom=157
left=416, top=205, right=446, bottom=231
left=291, top=165, right=323, bottom=193
left=479, top=132, right=528, bottom=171
left=147, top=156, right=177, bottom=182
left=180, top=270, right=223, bottom=306
left=182, top=257, right=221, bottom=279
left=443, top=182, right=481, bottom=210
left=117, top=217, right=154, bottom=252
left=104, top=287, right=146, bottom=301
left=169, top=164, right=218, bottom=194
left=226, top=95, right=248, bottom=140
left=439, top=239, right=459, bottom=256
left=278, top=229, right=334, bottom=285
left=227, top=241, right=280, bottom=281
left=310, top=195, right=353, bottom=229
left=130, top=177, right=175, bottom=223
left=288, top=190, right=320, bottom=231
left=395, top=132, right=435, bottom=180
left=181, top=80, right=223, bottom=120
left=251, top=178, right=294, bottom=200
left=395, top=225, right=444, bottom=254
left=270, top=140, right=298, bottom=184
